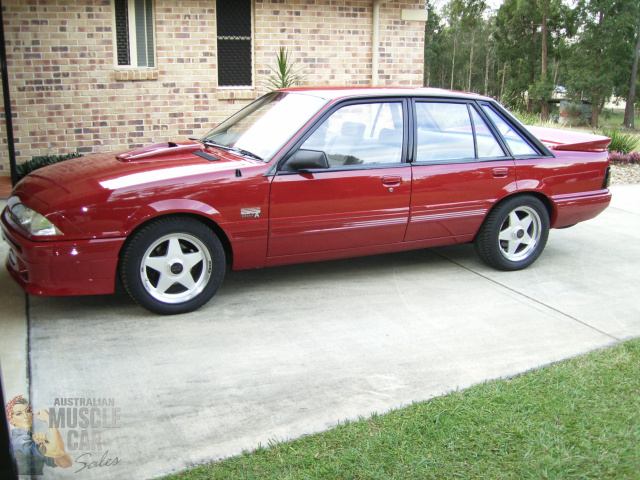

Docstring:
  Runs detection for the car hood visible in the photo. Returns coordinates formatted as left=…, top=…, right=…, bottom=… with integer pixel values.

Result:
left=20, top=142, right=255, bottom=209
left=13, top=142, right=266, bottom=237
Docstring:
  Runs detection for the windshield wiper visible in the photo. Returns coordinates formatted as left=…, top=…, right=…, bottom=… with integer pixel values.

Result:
left=228, top=147, right=263, bottom=162
left=190, top=137, right=230, bottom=150
left=190, top=138, right=263, bottom=161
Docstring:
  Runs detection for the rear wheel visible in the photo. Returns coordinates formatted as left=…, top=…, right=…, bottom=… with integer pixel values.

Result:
left=474, top=195, right=549, bottom=271
left=120, top=217, right=225, bottom=314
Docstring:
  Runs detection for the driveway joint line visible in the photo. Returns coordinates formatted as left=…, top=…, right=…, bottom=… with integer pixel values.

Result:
left=26, top=293, right=33, bottom=408
left=610, top=205, right=640, bottom=216
left=433, top=251, right=621, bottom=342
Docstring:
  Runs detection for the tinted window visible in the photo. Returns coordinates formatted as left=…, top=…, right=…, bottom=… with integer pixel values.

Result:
left=470, top=107, right=505, bottom=158
left=301, top=102, right=404, bottom=167
left=481, top=106, right=538, bottom=156
left=415, top=102, right=474, bottom=161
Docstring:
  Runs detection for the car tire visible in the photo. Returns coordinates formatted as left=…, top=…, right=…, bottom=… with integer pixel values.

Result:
left=119, top=216, right=225, bottom=315
left=474, top=195, right=550, bottom=271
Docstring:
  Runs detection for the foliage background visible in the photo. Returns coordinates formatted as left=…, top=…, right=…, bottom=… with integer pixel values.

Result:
left=424, top=0, right=640, bottom=128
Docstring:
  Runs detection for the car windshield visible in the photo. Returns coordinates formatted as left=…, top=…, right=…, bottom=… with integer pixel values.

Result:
left=201, top=92, right=328, bottom=161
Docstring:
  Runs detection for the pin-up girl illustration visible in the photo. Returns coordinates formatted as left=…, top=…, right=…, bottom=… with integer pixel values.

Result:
left=6, top=395, right=72, bottom=475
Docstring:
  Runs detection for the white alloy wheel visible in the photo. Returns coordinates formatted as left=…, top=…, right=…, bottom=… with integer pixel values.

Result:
left=474, top=195, right=550, bottom=271
left=141, top=233, right=212, bottom=304
left=498, top=206, right=542, bottom=262
left=120, top=217, right=225, bottom=315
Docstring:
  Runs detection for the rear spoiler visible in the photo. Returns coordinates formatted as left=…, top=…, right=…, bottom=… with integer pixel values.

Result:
left=526, top=126, right=611, bottom=153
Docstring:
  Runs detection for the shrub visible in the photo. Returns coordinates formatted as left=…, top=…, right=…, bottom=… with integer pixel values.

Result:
left=510, top=109, right=562, bottom=128
left=608, top=151, right=627, bottom=163
left=601, top=127, right=639, bottom=155
left=608, top=150, right=640, bottom=165
left=16, top=152, right=83, bottom=181
left=511, top=109, right=539, bottom=125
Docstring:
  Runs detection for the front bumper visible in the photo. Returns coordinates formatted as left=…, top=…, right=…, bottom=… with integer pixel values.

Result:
left=2, top=211, right=125, bottom=296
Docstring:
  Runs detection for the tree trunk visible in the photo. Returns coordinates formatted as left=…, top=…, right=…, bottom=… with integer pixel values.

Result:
left=484, top=48, right=490, bottom=96
left=450, top=32, right=458, bottom=90
left=528, top=26, right=539, bottom=114
left=500, top=62, right=507, bottom=103
left=468, top=30, right=475, bottom=92
left=623, top=15, right=640, bottom=128
left=591, top=102, right=601, bottom=129
left=541, top=8, right=549, bottom=121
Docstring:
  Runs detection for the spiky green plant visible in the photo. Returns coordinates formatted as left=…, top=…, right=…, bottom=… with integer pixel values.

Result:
left=16, top=152, right=83, bottom=181
left=600, top=127, right=639, bottom=155
left=264, top=47, right=305, bottom=91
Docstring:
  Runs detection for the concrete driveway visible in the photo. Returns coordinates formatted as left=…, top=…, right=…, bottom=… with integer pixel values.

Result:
left=1, top=184, right=640, bottom=479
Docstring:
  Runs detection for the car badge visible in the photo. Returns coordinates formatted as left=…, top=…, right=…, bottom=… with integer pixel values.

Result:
left=241, top=207, right=261, bottom=218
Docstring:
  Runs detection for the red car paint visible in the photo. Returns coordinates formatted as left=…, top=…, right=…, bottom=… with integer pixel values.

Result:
left=2, top=88, right=611, bottom=302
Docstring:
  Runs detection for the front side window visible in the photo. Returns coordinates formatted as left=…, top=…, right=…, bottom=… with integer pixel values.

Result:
left=114, top=0, right=155, bottom=68
left=301, top=102, right=405, bottom=167
left=217, top=0, right=252, bottom=87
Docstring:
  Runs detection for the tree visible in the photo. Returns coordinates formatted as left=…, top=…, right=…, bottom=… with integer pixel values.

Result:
left=565, top=0, right=638, bottom=127
left=424, top=1, right=444, bottom=87
left=540, top=0, right=550, bottom=120
left=449, top=0, right=488, bottom=91
left=623, top=11, right=640, bottom=128
left=494, top=0, right=569, bottom=113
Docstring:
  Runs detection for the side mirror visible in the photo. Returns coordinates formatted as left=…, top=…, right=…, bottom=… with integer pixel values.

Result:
left=281, top=149, right=329, bottom=173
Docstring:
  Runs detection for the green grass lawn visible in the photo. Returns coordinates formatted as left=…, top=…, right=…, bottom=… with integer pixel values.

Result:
left=600, top=108, right=640, bottom=130
left=163, top=339, right=640, bottom=480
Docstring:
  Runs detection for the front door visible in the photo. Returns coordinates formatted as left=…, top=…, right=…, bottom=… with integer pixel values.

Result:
left=268, top=100, right=411, bottom=259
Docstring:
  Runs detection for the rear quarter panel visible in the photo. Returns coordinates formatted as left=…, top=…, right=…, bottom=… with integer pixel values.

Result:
left=515, top=149, right=611, bottom=227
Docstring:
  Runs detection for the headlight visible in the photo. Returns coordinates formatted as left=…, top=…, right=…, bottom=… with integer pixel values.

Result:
left=9, top=202, right=63, bottom=236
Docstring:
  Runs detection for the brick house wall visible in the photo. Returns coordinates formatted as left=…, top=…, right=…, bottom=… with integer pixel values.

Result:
left=0, top=0, right=426, bottom=176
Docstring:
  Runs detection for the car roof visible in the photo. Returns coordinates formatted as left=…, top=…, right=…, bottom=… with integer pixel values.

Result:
left=278, top=86, right=493, bottom=103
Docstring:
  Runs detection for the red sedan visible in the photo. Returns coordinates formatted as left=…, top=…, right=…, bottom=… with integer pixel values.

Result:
left=2, top=88, right=612, bottom=314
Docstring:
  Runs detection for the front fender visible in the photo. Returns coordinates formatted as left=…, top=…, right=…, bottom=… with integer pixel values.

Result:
left=123, top=199, right=226, bottom=234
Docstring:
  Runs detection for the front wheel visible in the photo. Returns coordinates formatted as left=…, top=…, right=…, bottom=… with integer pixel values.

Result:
left=119, top=217, right=226, bottom=314
left=474, top=195, right=550, bottom=271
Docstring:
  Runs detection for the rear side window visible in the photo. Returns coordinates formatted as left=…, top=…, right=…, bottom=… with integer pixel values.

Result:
left=481, top=105, right=538, bottom=156
left=470, top=108, right=505, bottom=158
left=415, top=103, right=473, bottom=161
left=414, top=102, right=505, bottom=162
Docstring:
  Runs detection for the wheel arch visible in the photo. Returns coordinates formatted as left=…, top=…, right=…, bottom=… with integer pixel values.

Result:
left=118, top=212, right=234, bottom=271
left=475, top=191, right=554, bottom=241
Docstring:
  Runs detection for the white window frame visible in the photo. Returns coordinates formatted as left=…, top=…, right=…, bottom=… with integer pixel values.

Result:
left=112, top=0, right=157, bottom=69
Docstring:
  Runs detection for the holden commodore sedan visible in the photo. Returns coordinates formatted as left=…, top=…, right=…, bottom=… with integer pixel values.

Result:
left=2, top=88, right=612, bottom=314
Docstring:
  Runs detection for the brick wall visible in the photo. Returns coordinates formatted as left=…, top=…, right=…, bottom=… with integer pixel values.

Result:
left=0, top=0, right=425, bottom=175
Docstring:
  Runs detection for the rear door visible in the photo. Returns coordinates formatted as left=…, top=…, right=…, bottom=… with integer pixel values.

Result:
left=406, top=100, right=520, bottom=242
left=268, top=99, right=411, bottom=258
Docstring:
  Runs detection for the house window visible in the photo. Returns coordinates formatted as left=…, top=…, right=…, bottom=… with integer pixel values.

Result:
left=217, top=0, right=252, bottom=87
left=114, top=0, right=155, bottom=68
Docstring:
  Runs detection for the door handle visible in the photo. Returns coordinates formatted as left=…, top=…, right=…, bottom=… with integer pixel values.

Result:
left=382, top=175, right=402, bottom=187
left=492, top=167, right=509, bottom=178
